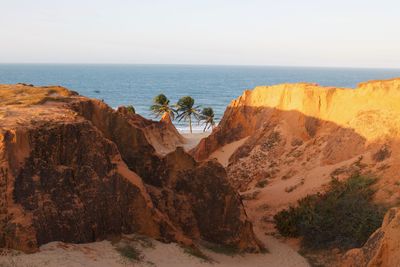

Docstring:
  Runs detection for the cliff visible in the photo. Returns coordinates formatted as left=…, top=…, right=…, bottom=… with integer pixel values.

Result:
left=189, top=78, right=400, bottom=266
left=194, top=79, right=400, bottom=160
left=0, top=84, right=261, bottom=252
left=341, top=208, right=400, bottom=267
left=192, top=78, right=400, bottom=203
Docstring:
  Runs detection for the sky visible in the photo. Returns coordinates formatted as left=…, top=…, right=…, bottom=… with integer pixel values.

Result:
left=0, top=0, right=399, bottom=68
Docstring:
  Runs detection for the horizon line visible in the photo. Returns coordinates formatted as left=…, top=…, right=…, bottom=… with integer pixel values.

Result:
left=1, top=62, right=400, bottom=70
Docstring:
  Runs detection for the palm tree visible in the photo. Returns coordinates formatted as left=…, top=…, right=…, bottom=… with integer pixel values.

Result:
left=176, top=96, right=201, bottom=133
left=200, top=107, right=216, bottom=132
left=150, top=94, right=176, bottom=120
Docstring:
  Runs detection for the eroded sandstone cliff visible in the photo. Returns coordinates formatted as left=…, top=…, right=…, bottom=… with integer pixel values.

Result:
left=190, top=78, right=400, bottom=266
left=192, top=79, right=400, bottom=203
left=341, top=207, right=400, bottom=267
left=0, top=84, right=260, bottom=252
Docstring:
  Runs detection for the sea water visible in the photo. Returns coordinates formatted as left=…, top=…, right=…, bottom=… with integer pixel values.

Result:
left=1, top=64, right=399, bottom=132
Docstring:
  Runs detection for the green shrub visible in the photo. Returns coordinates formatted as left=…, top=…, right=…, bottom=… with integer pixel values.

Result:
left=274, top=175, right=386, bottom=250
left=182, top=246, right=212, bottom=262
left=116, top=244, right=143, bottom=261
left=126, top=105, right=135, bottom=114
left=256, top=179, right=269, bottom=188
left=203, top=242, right=240, bottom=256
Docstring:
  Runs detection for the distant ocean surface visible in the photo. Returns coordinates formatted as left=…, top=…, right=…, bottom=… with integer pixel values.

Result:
left=1, top=64, right=400, bottom=132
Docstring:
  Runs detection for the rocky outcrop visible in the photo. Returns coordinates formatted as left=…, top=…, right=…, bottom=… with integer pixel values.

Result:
left=0, top=120, right=165, bottom=252
left=0, top=86, right=166, bottom=252
left=147, top=147, right=260, bottom=249
left=0, top=84, right=261, bottom=252
left=71, top=99, right=261, bottom=251
left=194, top=79, right=400, bottom=160
left=341, top=208, right=400, bottom=267
left=192, top=79, right=400, bottom=203
left=117, top=107, right=185, bottom=155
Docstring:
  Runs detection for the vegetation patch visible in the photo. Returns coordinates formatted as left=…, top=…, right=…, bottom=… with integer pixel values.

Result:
left=203, top=242, right=240, bottom=256
left=260, top=131, right=281, bottom=151
left=330, top=166, right=348, bottom=177
left=305, top=117, right=319, bottom=137
left=284, top=178, right=305, bottom=193
left=115, top=243, right=143, bottom=262
left=291, top=138, right=303, bottom=147
left=274, top=175, right=386, bottom=250
left=241, top=190, right=261, bottom=200
left=256, top=179, right=269, bottom=188
left=372, top=145, right=391, bottom=162
left=126, top=105, right=136, bottom=114
left=132, top=234, right=154, bottom=249
left=181, top=246, right=213, bottom=262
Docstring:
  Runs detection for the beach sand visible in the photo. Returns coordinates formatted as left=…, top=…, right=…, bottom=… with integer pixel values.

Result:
left=181, top=132, right=211, bottom=151
left=0, top=231, right=309, bottom=267
left=208, top=137, right=248, bottom=167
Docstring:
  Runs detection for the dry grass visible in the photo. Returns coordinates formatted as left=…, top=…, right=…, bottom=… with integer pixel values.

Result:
left=181, top=246, right=213, bottom=262
left=0, top=85, right=74, bottom=106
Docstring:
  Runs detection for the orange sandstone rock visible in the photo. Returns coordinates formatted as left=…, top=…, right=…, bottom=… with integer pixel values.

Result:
left=341, top=208, right=400, bottom=267
left=193, top=79, right=400, bottom=161
left=192, top=78, right=400, bottom=204
left=0, top=84, right=261, bottom=253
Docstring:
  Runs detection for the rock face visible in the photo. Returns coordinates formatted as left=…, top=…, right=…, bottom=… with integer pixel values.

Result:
left=194, top=79, right=400, bottom=158
left=0, top=84, right=261, bottom=252
left=341, top=208, right=400, bottom=267
left=192, top=79, right=400, bottom=203
left=117, top=107, right=185, bottom=156
left=146, top=147, right=259, bottom=249
left=0, top=86, right=166, bottom=252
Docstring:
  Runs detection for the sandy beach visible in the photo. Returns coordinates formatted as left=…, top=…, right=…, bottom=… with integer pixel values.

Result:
left=181, top=132, right=211, bottom=151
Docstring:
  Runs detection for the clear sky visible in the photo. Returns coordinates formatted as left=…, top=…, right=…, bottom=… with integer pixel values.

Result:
left=1, top=0, right=399, bottom=68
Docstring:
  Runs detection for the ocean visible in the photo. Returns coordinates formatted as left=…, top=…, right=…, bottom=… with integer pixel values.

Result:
left=1, top=64, right=399, bottom=132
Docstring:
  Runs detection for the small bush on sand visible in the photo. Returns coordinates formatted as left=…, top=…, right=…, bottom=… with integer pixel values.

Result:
left=116, top=244, right=143, bottom=262
left=203, top=242, right=240, bottom=256
left=182, top=246, right=212, bottom=262
left=274, top=175, right=385, bottom=250
left=256, top=179, right=269, bottom=188
left=372, top=145, right=391, bottom=162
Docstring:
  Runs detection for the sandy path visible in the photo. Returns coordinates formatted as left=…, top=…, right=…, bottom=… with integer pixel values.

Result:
left=0, top=232, right=309, bottom=267
left=208, top=137, right=249, bottom=167
left=181, top=132, right=210, bottom=151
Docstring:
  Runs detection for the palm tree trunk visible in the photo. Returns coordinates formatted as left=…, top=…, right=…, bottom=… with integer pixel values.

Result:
left=189, top=115, right=192, bottom=133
